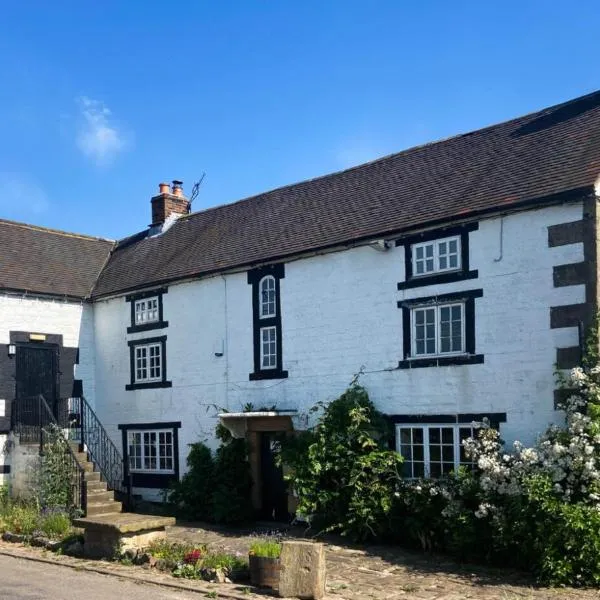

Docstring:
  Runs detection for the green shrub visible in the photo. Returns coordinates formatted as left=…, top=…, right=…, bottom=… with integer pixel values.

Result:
left=39, top=510, right=72, bottom=539
left=202, top=551, right=247, bottom=571
left=249, top=540, right=281, bottom=558
left=280, top=383, right=403, bottom=540
left=167, top=443, right=214, bottom=521
left=212, top=431, right=253, bottom=524
left=4, top=504, right=39, bottom=535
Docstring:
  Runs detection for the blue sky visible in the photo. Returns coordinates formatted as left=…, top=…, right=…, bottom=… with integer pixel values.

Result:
left=0, top=1, right=598, bottom=240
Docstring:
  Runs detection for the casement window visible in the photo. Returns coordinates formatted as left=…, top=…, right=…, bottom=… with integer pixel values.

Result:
left=119, top=421, right=181, bottom=488
left=134, top=297, right=159, bottom=325
left=259, top=276, right=276, bottom=319
left=134, top=342, right=162, bottom=383
left=260, top=326, right=277, bottom=369
left=412, top=236, right=460, bottom=276
left=126, top=288, right=168, bottom=333
left=248, top=265, right=288, bottom=380
left=398, top=289, right=484, bottom=368
left=126, top=336, right=172, bottom=390
left=396, top=424, right=477, bottom=478
left=412, top=303, right=464, bottom=357
left=127, top=429, right=174, bottom=473
left=397, top=223, right=479, bottom=290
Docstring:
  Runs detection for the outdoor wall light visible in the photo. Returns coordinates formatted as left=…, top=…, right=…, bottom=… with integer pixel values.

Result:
left=7, top=344, right=16, bottom=357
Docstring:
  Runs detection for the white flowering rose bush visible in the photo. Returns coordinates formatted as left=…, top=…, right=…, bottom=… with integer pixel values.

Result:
left=388, top=361, right=600, bottom=585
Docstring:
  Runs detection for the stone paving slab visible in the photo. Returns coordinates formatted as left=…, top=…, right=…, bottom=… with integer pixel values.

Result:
left=169, top=523, right=600, bottom=600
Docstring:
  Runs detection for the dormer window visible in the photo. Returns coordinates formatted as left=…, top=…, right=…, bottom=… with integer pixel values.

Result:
left=412, top=236, right=461, bottom=276
left=259, top=276, right=276, bottom=318
left=135, top=297, right=159, bottom=325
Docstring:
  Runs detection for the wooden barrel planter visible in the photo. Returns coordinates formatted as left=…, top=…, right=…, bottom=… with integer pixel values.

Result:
left=249, top=554, right=281, bottom=589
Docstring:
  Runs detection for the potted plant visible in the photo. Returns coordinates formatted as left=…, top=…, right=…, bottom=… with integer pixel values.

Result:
left=248, top=540, right=281, bottom=589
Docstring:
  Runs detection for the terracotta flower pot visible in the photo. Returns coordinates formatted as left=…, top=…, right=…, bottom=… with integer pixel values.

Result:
left=248, top=554, right=280, bottom=589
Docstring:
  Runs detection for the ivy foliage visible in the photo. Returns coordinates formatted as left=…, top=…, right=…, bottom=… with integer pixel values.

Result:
left=40, top=424, right=78, bottom=510
left=168, top=425, right=253, bottom=524
left=279, top=383, right=403, bottom=540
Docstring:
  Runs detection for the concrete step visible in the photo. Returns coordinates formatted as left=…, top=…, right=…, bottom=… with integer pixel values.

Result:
left=84, top=471, right=101, bottom=482
left=86, top=490, right=115, bottom=504
left=86, top=480, right=108, bottom=492
left=86, top=501, right=122, bottom=516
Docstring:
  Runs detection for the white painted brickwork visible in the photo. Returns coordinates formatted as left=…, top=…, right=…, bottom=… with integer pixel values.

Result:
left=92, top=202, right=585, bottom=497
left=0, top=295, right=97, bottom=481
left=0, top=295, right=96, bottom=407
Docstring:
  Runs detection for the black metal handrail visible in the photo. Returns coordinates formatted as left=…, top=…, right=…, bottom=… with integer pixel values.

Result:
left=70, top=396, right=128, bottom=497
left=12, top=394, right=87, bottom=514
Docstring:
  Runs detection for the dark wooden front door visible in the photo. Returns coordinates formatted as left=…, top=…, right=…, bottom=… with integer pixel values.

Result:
left=259, top=432, right=288, bottom=521
left=15, top=344, right=58, bottom=412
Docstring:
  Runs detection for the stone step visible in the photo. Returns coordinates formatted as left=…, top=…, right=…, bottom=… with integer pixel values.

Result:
left=85, top=480, right=108, bottom=492
left=86, top=490, right=114, bottom=504
left=84, top=471, right=101, bottom=482
left=73, top=452, right=88, bottom=463
left=78, top=461, right=95, bottom=472
left=86, top=501, right=122, bottom=516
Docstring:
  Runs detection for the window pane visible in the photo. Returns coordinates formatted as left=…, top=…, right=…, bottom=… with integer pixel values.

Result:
left=401, top=462, right=413, bottom=478
left=430, top=463, right=441, bottom=478
left=425, top=245, right=434, bottom=258
left=413, top=462, right=425, bottom=478
left=400, top=428, right=412, bottom=445
left=425, top=258, right=434, bottom=271
left=438, top=241, right=447, bottom=254
left=430, top=445, right=440, bottom=461
left=439, top=256, right=447, bottom=270
left=429, top=428, right=440, bottom=443
left=413, top=428, right=423, bottom=444
left=415, top=247, right=423, bottom=259
left=415, top=311, right=424, bottom=325
left=449, top=239, right=458, bottom=253
left=413, top=444, right=424, bottom=461
left=442, top=445, right=454, bottom=462
left=442, top=428, right=453, bottom=444
left=449, top=255, right=458, bottom=268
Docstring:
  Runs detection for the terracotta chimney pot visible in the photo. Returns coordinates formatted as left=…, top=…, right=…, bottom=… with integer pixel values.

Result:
left=158, top=182, right=170, bottom=195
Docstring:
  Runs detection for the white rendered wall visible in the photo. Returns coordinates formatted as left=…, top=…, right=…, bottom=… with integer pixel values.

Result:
left=0, top=294, right=96, bottom=408
left=93, top=202, right=584, bottom=496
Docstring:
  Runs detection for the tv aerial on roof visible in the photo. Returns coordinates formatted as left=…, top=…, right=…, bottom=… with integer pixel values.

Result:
left=188, top=172, right=206, bottom=211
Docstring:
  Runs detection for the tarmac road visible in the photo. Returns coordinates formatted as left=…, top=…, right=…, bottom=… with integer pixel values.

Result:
left=0, top=554, right=201, bottom=600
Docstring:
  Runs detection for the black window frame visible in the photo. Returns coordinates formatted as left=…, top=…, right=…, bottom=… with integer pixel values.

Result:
left=247, top=264, right=288, bottom=381
left=119, top=421, right=181, bottom=488
left=397, top=289, right=484, bottom=368
left=126, top=335, right=172, bottom=390
left=396, top=223, right=479, bottom=290
left=126, top=288, right=169, bottom=333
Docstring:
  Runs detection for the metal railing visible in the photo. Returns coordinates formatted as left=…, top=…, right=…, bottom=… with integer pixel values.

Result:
left=11, top=394, right=87, bottom=514
left=68, top=396, right=128, bottom=498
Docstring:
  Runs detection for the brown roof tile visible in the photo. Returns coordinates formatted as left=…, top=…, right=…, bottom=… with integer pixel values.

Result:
left=87, top=90, right=600, bottom=297
left=0, top=220, right=114, bottom=299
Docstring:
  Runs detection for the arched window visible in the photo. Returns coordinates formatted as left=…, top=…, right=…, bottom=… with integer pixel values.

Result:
left=259, top=275, right=276, bottom=318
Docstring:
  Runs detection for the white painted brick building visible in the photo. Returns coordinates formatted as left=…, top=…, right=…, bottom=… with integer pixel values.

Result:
left=2, top=90, right=600, bottom=513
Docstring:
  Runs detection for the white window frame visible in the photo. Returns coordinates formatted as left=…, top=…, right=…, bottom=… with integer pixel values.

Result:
left=411, top=235, right=461, bottom=277
left=259, top=275, right=277, bottom=319
left=411, top=302, right=465, bottom=358
left=134, top=342, right=163, bottom=383
left=134, top=296, right=159, bottom=325
left=395, top=423, right=476, bottom=478
left=260, top=326, right=277, bottom=370
left=127, top=429, right=175, bottom=474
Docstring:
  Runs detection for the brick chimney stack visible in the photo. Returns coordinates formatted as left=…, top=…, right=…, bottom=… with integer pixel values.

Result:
left=151, top=180, right=190, bottom=226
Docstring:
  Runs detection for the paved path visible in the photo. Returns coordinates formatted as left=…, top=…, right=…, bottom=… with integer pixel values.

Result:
left=0, top=554, right=200, bottom=600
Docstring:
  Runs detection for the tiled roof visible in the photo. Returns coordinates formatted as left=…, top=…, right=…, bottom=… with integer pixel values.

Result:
left=0, top=220, right=114, bottom=299
left=95, top=90, right=600, bottom=297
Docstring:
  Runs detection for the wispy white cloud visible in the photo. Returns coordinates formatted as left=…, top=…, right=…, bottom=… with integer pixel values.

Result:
left=0, top=173, right=50, bottom=217
left=75, top=96, right=129, bottom=165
